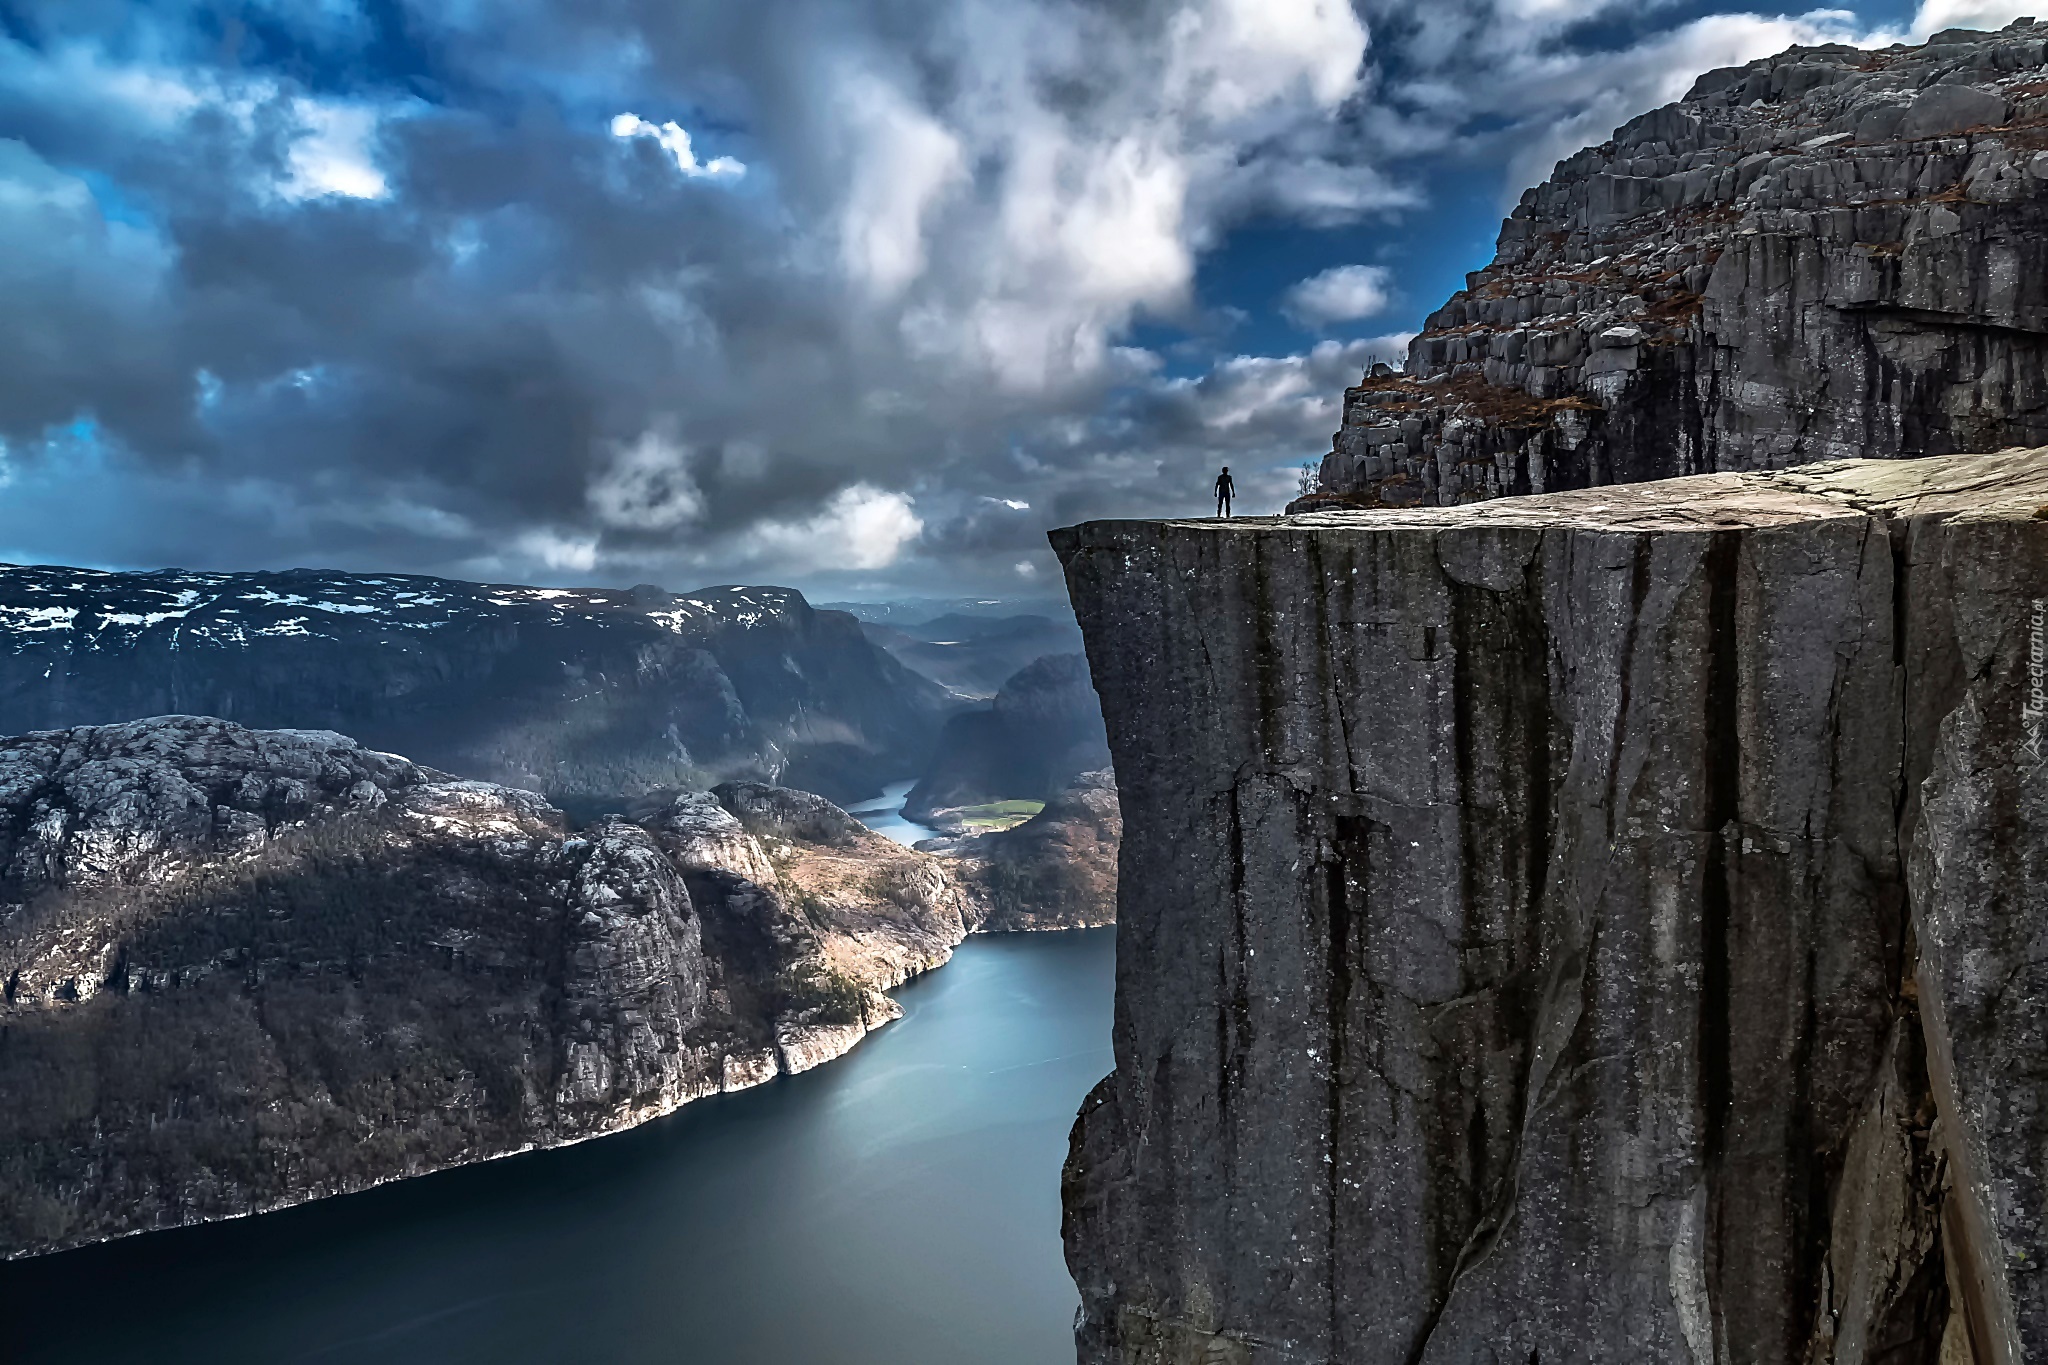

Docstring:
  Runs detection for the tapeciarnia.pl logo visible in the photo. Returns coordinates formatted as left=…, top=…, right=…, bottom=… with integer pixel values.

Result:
left=2026, top=598, right=2048, bottom=766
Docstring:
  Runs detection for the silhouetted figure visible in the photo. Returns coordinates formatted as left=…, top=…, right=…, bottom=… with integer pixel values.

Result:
left=1215, top=466, right=1235, bottom=518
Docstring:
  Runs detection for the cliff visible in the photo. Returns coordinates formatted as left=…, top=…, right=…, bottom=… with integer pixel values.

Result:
left=1308, top=21, right=2048, bottom=512
left=0, top=564, right=951, bottom=806
left=0, top=717, right=978, bottom=1258
left=1056, top=448, right=2048, bottom=1364
left=904, top=653, right=1110, bottom=823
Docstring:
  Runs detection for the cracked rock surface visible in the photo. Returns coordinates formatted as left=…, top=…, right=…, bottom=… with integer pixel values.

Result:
left=1308, top=22, right=2048, bottom=514
left=1056, top=448, right=2048, bottom=1364
left=0, top=716, right=983, bottom=1258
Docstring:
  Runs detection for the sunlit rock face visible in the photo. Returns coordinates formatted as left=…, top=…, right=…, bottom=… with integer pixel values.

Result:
left=1307, top=21, right=2048, bottom=513
left=1057, top=450, right=2048, bottom=1365
left=0, top=718, right=981, bottom=1259
left=0, top=564, right=951, bottom=806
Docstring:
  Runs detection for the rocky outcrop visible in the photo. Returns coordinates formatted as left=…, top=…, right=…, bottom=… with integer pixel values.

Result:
left=1055, top=449, right=2048, bottom=1363
left=0, top=565, right=951, bottom=807
left=937, top=770, right=1120, bottom=932
left=0, top=717, right=978, bottom=1259
left=904, top=653, right=1109, bottom=823
left=1308, top=21, right=2048, bottom=512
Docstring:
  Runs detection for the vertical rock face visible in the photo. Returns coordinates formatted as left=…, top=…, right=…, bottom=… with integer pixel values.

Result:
left=1056, top=450, right=2048, bottom=1364
left=1309, top=23, right=2048, bottom=512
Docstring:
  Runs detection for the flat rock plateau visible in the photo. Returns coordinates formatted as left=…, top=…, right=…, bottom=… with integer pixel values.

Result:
left=1058, top=448, right=2048, bottom=1364
left=0, top=716, right=1047, bottom=1259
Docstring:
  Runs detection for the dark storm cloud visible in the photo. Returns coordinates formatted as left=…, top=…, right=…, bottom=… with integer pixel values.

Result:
left=0, top=0, right=1976, bottom=592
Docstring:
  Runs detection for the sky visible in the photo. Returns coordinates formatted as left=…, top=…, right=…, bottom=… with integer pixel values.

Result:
left=0, top=0, right=2024, bottom=598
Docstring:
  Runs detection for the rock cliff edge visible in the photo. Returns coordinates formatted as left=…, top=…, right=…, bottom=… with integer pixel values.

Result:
left=1057, top=448, right=2048, bottom=1364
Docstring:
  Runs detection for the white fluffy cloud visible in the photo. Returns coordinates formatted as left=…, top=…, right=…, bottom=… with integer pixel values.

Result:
left=832, top=71, right=966, bottom=297
left=280, top=101, right=389, bottom=201
left=587, top=429, right=705, bottom=531
left=1283, top=264, right=1395, bottom=326
left=844, top=0, right=1376, bottom=393
left=514, top=527, right=600, bottom=574
left=610, top=113, right=745, bottom=179
left=746, top=485, right=924, bottom=572
left=1912, top=0, right=2038, bottom=33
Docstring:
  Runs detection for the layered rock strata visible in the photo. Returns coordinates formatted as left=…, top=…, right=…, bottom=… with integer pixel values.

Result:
left=1056, top=449, right=2048, bottom=1363
left=0, top=718, right=975, bottom=1258
left=1310, top=22, right=2048, bottom=511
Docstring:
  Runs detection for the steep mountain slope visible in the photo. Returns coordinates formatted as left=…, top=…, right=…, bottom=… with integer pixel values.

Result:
left=0, top=717, right=984, bottom=1258
left=859, top=612, right=1084, bottom=699
left=1308, top=19, right=2048, bottom=510
left=0, top=565, right=951, bottom=805
left=903, top=654, right=1109, bottom=823
left=938, top=769, right=1119, bottom=932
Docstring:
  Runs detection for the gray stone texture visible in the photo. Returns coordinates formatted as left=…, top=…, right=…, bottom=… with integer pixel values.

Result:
left=1307, top=22, right=2048, bottom=514
left=1056, top=449, right=2048, bottom=1364
left=0, top=717, right=985, bottom=1258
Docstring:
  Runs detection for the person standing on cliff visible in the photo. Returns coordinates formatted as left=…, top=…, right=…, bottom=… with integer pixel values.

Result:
left=1214, top=466, right=1235, bottom=518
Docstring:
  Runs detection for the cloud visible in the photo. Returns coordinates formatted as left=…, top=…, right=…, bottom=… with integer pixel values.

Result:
left=0, top=0, right=1962, bottom=596
left=516, top=528, right=600, bottom=574
left=609, top=113, right=746, bottom=179
left=831, top=71, right=965, bottom=296
left=1911, top=0, right=2037, bottom=34
left=281, top=102, right=390, bottom=201
left=588, top=429, right=705, bottom=530
left=747, top=484, right=924, bottom=573
left=1283, top=264, right=1395, bottom=327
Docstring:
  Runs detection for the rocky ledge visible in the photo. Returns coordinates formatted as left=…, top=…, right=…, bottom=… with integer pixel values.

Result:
left=1057, top=448, right=2048, bottom=1363
left=1308, top=21, right=2048, bottom=511
left=0, top=717, right=989, bottom=1259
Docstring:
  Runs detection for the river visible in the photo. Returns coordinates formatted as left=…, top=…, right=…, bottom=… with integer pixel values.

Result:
left=0, top=928, right=1115, bottom=1364
left=844, top=778, right=940, bottom=846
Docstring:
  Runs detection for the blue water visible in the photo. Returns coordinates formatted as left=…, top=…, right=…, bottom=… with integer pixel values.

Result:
left=845, top=779, right=940, bottom=847
left=0, top=930, right=1115, bottom=1365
